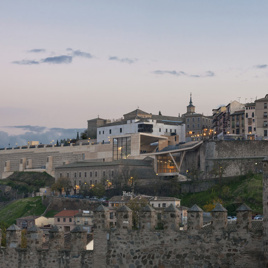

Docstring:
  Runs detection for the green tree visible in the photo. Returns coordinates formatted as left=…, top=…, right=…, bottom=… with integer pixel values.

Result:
left=51, top=177, right=72, bottom=195
left=90, top=183, right=105, bottom=198
left=127, top=197, right=148, bottom=228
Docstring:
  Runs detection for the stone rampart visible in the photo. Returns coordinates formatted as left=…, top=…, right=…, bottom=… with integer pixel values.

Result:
left=0, top=202, right=265, bottom=268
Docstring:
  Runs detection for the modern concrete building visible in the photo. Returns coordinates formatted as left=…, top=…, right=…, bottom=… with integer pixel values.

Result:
left=96, top=109, right=186, bottom=144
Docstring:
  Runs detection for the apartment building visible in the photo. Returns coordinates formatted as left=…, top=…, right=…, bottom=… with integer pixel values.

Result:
left=255, top=94, right=268, bottom=139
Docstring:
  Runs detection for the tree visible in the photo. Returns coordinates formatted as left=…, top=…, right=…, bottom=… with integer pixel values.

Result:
left=80, top=130, right=88, bottom=139
left=51, top=177, right=72, bottom=195
left=127, top=197, right=148, bottom=228
left=90, top=183, right=105, bottom=198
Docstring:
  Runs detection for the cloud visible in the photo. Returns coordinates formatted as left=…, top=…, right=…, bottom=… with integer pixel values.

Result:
left=27, top=49, right=46, bottom=53
left=12, top=60, right=39, bottom=65
left=153, top=70, right=215, bottom=78
left=255, top=64, right=267, bottom=69
left=109, top=56, right=137, bottom=64
left=67, top=49, right=93, bottom=59
left=41, top=55, right=72, bottom=64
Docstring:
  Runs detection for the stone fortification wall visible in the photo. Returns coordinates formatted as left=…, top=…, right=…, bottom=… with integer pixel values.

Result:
left=183, top=140, right=268, bottom=179
left=0, top=202, right=265, bottom=268
left=0, top=143, right=112, bottom=179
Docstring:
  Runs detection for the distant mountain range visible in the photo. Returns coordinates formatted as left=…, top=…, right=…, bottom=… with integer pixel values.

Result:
left=0, top=125, right=86, bottom=148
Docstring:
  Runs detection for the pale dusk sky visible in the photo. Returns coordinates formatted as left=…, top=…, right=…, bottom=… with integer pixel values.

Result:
left=1, top=0, right=267, bottom=131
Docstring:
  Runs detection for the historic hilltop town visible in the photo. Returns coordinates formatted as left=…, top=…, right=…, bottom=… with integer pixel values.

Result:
left=0, top=94, right=268, bottom=267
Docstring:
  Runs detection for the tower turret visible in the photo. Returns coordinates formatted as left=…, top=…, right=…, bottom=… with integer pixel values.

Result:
left=187, top=93, right=195, bottom=114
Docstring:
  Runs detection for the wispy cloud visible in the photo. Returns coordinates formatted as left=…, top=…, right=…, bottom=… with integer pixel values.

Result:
left=41, top=55, right=72, bottom=64
left=27, top=49, right=46, bottom=53
left=67, top=48, right=93, bottom=59
left=12, top=60, right=39, bottom=65
left=12, top=48, right=94, bottom=66
left=255, top=64, right=268, bottom=69
left=153, top=70, right=215, bottom=78
left=109, top=56, right=137, bottom=64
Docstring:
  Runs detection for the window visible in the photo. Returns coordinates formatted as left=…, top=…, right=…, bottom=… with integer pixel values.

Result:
left=151, top=203, right=154, bottom=207
left=248, top=126, right=252, bottom=133
left=252, top=112, right=254, bottom=118
left=74, top=173, right=77, bottom=178
left=162, top=203, right=166, bottom=208
left=187, top=118, right=189, bottom=122
left=109, top=129, right=112, bottom=134
left=95, top=180, right=97, bottom=184
left=85, top=172, right=87, bottom=177
left=90, top=172, right=92, bottom=177
left=170, top=129, right=172, bottom=132
left=192, top=118, right=195, bottom=122
left=103, top=171, right=105, bottom=177
left=90, top=180, right=92, bottom=185
left=120, top=128, right=122, bottom=133
left=111, top=170, right=114, bottom=176
left=79, top=180, right=81, bottom=186
left=166, top=129, right=168, bottom=132
left=103, top=131, right=104, bottom=134
left=69, top=218, right=72, bottom=222
left=158, top=204, right=160, bottom=208
left=264, top=121, right=268, bottom=127
left=63, top=218, right=66, bottom=222
left=99, top=131, right=101, bottom=135
left=265, top=103, right=267, bottom=109
left=60, top=173, right=62, bottom=178
left=264, top=112, right=267, bottom=118
left=198, top=117, right=200, bottom=122
left=79, top=172, right=81, bottom=177
left=95, top=171, right=98, bottom=177
left=159, top=128, right=161, bottom=132
left=57, top=218, right=60, bottom=222
left=246, top=113, right=248, bottom=118
left=265, top=130, right=268, bottom=137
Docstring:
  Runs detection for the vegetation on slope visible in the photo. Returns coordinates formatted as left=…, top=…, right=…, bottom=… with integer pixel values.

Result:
left=0, top=197, right=46, bottom=226
left=0, top=171, right=55, bottom=194
left=180, top=173, right=263, bottom=215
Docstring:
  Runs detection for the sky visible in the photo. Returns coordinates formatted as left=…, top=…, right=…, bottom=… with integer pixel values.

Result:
left=0, top=1, right=268, bottom=146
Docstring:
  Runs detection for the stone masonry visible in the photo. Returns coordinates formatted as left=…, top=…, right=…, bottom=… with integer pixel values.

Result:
left=0, top=159, right=268, bottom=267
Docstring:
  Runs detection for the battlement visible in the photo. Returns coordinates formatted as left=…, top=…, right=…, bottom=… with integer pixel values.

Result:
left=0, top=158, right=268, bottom=267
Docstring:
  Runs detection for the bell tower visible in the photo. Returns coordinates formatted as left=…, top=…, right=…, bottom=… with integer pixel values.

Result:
left=187, top=93, right=195, bottom=114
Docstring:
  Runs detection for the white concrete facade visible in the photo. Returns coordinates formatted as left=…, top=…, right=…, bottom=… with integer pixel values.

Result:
left=97, top=119, right=186, bottom=144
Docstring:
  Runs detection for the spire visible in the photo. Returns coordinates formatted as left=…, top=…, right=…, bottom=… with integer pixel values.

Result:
left=189, top=93, right=193, bottom=106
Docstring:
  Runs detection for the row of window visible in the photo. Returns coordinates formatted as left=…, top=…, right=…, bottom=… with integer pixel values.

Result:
left=246, top=112, right=255, bottom=118
left=187, top=117, right=210, bottom=123
left=57, top=217, right=72, bottom=222
left=158, top=128, right=177, bottom=133
left=59, top=170, right=114, bottom=179
left=99, top=128, right=123, bottom=135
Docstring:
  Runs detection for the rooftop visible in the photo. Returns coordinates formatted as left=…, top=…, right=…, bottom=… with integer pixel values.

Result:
left=54, top=210, right=79, bottom=217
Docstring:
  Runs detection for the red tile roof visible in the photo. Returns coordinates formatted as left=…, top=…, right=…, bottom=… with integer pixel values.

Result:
left=54, top=210, right=79, bottom=217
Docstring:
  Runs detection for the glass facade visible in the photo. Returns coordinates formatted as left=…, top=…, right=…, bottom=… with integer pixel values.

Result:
left=113, top=137, right=131, bottom=160
left=157, top=155, right=177, bottom=173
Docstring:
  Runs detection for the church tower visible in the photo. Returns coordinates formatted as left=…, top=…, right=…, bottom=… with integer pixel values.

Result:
left=187, top=93, right=195, bottom=114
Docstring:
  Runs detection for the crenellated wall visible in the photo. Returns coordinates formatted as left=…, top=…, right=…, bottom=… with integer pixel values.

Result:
left=0, top=158, right=268, bottom=267
left=0, top=203, right=265, bottom=268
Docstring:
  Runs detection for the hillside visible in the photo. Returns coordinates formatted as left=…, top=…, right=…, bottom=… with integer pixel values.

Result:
left=0, top=197, right=46, bottom=226
left=0, top=172, right=55, bottom=200
left=180, top=173, right=263, bottom=215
